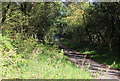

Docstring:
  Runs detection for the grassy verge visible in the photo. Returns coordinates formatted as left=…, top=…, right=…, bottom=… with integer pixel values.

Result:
left=14, top=48, right=93, bottom=79
left=61, top=40, right=120, bottom=69
left=1, top=32, right=93, bottom=79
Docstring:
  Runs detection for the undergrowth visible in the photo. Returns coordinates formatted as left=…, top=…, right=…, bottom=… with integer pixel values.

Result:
left=0, top=31, right=93, bottom=79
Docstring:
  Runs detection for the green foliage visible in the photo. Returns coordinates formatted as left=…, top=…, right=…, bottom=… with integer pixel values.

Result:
left=1, top=32, right=93, bottom=79
left=1, top=2, right=120, bottom=79
left=1, top=33, right=30, bottom=78
left=60, top=2, right=120, bottom=69
left=0, top=34, right=13, bottom=50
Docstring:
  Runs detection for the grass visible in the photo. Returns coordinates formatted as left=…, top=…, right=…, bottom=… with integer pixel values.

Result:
left=61, top=40, right=120, bottom=69
left=1, top=46, right=93, bottom=79
left=1, top=33, right=93, bottom=79
left=23, top=55, right=92, bottom=79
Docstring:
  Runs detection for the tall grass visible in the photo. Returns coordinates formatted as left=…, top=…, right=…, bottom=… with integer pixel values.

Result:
left=0, top=31, right=93, bottom=79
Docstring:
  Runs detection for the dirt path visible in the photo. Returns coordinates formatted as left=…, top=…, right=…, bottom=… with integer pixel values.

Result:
left=58, top=43, right=120, bottom=79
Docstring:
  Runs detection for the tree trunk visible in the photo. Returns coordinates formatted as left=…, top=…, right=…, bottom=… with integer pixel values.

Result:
left=82, top=14, right=93, bottom=43
left=1, top=2, right=11, bottom=24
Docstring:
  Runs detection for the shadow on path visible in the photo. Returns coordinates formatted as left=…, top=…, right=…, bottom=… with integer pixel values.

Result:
left=59, top=43, right=120, bottom=79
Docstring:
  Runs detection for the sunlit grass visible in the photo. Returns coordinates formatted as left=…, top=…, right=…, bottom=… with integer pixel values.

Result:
left=83, top=51, right=95, bottom=54
left=1, top=35, right=93, bottom=79
left=2, top=48, right=93, bottom=79
left=23, top=56, right=93, bottom=79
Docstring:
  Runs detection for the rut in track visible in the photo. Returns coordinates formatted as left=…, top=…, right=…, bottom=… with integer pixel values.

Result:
left=58, top=43, right=120, bottom=79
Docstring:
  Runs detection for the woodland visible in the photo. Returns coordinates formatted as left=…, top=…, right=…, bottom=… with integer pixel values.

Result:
left=0, top=1, right=120, bottom=79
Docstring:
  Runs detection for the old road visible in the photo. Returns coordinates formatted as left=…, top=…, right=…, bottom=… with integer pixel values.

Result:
left=58, top=43, right=120, bottom=79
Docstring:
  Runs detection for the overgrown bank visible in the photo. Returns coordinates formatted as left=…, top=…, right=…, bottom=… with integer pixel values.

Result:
left=0, top=31, right=93, bottom=79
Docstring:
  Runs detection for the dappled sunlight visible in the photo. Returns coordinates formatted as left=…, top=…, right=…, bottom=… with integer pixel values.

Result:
left=1, top=1, right=120, bottom=79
